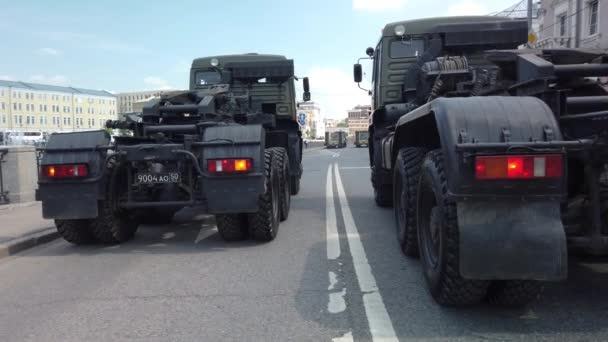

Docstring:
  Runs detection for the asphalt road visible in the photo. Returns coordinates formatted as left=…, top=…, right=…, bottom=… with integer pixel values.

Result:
left=1, top=146, right=608, bottom=341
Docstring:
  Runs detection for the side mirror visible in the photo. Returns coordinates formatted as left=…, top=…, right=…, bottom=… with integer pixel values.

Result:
left=303, top=77, right=311, bottom=101
left=353, top=64, right=363, bottom=83
left=366, top=47, right=374, bottom=57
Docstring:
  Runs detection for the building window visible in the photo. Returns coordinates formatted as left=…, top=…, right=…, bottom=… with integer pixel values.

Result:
left=589, top=0, right=599, bottom=35
left=44, top=105, right=47, bottom=112
left=557, top=13, right=567, bottom=37
left=18, top=103, right=22, bottom=111
left=1, top=115, right=5, bottom=124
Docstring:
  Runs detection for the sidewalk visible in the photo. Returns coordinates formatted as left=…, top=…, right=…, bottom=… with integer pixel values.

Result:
left=0, top=202, right=57, bottom=258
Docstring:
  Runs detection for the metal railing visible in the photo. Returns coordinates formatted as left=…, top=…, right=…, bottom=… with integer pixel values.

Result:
left=533, top=36, right=572, bottom=49
left=0, top=149, right=9, bottom=205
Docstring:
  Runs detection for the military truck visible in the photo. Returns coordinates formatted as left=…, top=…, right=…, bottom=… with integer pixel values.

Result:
left=37, top=53, right=310, bottom=244
left=355, top=131, right=369, bottom=148
left=327, top=131, right=347, bottom=149
left=353, top=16, right=608, bottom=306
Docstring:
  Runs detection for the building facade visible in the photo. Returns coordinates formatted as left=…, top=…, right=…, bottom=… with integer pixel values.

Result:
left=0, top=80, right=117, bottom=135
left=347, top=105, right=371, bottom=137
left=297, top=102, right=324, bottom=139
left=534, top=0, right=606, bottom=50
left=116, top=90, right=170, bottom=114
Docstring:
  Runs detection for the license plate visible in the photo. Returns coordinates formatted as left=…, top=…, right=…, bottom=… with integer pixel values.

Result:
left=135, top=172, right=180, bottom=184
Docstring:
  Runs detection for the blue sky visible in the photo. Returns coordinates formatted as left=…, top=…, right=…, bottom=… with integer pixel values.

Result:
left=0, top=0, right=519, bottom=118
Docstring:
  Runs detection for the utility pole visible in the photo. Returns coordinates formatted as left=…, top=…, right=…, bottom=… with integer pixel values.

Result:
left=575, top=0, right=582, bottom=48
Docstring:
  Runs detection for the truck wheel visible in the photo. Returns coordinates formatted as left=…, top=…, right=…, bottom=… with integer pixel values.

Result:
left=55, top=219, right=96, bottom=245
left=269, top=147, right=291, bottom=222
left=372, top=167, right=393, bottom=207
left=248, top=149, right=281, bottom=242
left=417, top=150, right=490, bottom=305
left=90, top=159, right=139, bottom=244
left=91, top=202, right=139, bottom=244
left=290, top=175, right=301, bottom=195
left=486, top=280, right=544, bottom=307
left=393, top=147, right=427, bottom=257
left=216, top=214, right=248, bottom=241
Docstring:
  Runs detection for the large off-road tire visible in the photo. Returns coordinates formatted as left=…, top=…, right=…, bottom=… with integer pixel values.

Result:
left=486, top=280, right=544, bottom=307
left=393, top=147, right=427, bottom=257
left=216, top=214, right=248, bottom=241
left=290, top=175, right=301, bottom=195
left=90, top=159, right=139, bottom=244
left=248, top=149, right=281, bottom=242
left=417, top=150, right=490, bottom=306
left=269, top=147, right=291, bottom=222
left=372, top=166, right=393, bottom=208
left=54, top=219, right=96, bottom=245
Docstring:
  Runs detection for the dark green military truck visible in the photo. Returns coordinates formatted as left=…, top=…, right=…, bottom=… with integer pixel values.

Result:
left=354, top=16, right=608, bottom=306
left=37, top=53, right=310, bottom=244
left=355, top=131, right=369, bottom=148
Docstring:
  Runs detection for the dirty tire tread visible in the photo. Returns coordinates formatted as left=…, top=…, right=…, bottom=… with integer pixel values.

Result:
left=394, top=147, right=427, bottom=257
left=248, top=149, right=280, bottom=242
left=55, top=219, right=96, bottom=245
left=216, top=214, right=248, bottom=241
left=90, top=159, right=139, bottom=244
left=372, top=167, right=393, bottom=207
left=419, top=150, right=489, bottom=306
left=487, top=280, right=544, bottom=307
left=269, top=147, right=290, bottom=222
left=290, top=175, right=301, bottom=195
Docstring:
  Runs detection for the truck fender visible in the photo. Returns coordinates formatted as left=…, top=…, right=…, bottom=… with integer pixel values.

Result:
left=395, top=96, right=563, bottom=198
left=458, top=200, right=567, bottom=280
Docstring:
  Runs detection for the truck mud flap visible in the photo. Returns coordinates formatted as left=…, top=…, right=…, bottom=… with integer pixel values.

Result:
left=201, top=124, right=265, bottom=214
left=457, top=200, right=567, bottom=281
left=37, top=130, right=110, bottom=219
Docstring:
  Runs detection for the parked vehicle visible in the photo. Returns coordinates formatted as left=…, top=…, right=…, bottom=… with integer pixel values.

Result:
left=355, top=131, right=369, bottom=148
left=354, top=16, right=608, bottom=306
left=327, top=131, right=347, bottom=149
left=37, top=54, right=310, bottom=244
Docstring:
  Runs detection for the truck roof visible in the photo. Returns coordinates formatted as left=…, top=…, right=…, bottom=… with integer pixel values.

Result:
left=382, top=16, right=516, bottom=37
left=191, top=53, right=288, bottom=69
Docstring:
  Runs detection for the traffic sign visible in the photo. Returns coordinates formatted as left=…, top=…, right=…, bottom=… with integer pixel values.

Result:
left=298, top=113, right=306, bottom=127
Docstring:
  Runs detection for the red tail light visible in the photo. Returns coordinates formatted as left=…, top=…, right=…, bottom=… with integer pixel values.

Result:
left=475, top=155, right=563, bottom=180
left=42, top=164, right=89, bottom=179
left=207, top=159, right=252, bottom=174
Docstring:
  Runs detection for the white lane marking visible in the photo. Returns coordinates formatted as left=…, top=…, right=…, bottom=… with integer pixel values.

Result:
left=326, top=164, right=341, bottom=260
left=332, top=332, right=354, bottom=342
left=328, top=288, right=347, bottom=314
left=340, top=166, right=370, bottom=170
left=328, top=271, right=338, bottom=290
left=334, top=167, right=399, bottom=342
left=195, top=227, right=217, bottom=243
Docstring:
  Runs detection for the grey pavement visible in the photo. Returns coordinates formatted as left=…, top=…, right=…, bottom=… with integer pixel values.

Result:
left=0, top=202, right=57, bottom=258
left=0, top=147, right=608, bottom=341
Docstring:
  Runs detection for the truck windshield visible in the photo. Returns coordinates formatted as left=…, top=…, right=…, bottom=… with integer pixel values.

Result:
left=195, top=71, right=222, bottom=86
left=390, top=39, right=425, bottom=58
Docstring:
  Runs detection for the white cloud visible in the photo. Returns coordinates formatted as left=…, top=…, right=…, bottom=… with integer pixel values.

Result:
left=38, top=47, right=61, bottom=56
left=353, top=0, right=407, bottom=11
left=143, top=76, right=172, bottom=90
left=29, top=74, right=69, bottom=86
left=299, top=66, right=371, bottom=120
left=446, top=0, right=488, bottom=16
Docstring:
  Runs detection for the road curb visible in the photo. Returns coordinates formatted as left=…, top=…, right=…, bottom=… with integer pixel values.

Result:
left=0, top=228, right=59, bottom=259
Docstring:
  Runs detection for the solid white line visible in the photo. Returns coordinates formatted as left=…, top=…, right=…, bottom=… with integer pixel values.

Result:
left=326, top=164, right=341, bottom=260
left=339, top=166, right=370, bottom=170
left=334, top=167, right=398, bottom=342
